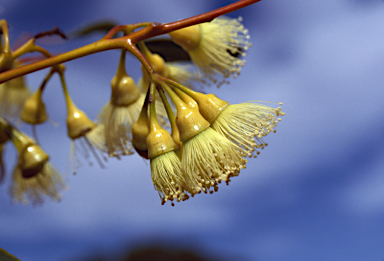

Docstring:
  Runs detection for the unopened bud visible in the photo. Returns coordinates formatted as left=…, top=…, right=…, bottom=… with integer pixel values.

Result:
left=66, top=100, right=95, bottom=139
left=20, top=144, right=49, bottom=178
left=20, top=89, right=48, bottom=124
left=169, top=24, right=202, bottom=52
left=110, top=75, right=141, bottom=106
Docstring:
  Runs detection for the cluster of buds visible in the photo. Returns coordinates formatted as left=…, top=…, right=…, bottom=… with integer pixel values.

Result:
left=0, top=0, right=284, bottom=206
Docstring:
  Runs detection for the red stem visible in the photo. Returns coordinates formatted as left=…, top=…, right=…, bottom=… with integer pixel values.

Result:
left=130, top=0, right=260, bottom=43
left=0, top=0, right=261, bottom=83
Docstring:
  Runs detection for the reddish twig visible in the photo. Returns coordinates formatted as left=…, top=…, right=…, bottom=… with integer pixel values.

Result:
left=0, top=0, right=260, bottom=84
left=34, top=27, right=67, bottom=40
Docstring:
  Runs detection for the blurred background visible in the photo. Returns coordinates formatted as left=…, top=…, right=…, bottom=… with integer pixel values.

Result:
left=1, top=0, right=384, bottom=260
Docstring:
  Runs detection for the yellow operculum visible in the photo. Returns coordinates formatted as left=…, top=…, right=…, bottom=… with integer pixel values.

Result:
left=192, top=92, right=229, bottom=124
left=66, top=99, right=95, bottom=139
left=169, top=24, right=202, bottom=52
left=110, top=74, right=141, bottom=106
left=20, top=88, right=47, bottom=124
left=19, top=144, right=49, bottom=178
left=147, top=121, right=178, bottom=159
left=175, top=101, right=210, bottom=142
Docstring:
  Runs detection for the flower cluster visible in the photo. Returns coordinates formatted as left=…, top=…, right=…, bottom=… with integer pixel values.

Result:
left=0, top=10, right=284, bottom=206
left=143, top=77, right=284, bottom=206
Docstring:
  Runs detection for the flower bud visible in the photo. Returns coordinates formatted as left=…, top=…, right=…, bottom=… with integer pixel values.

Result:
left=19, top=144, right=49, bottom=178
left=191, top=92, right=229, bottom=124
left=169, top=24, right=201, bottom=52
left=20, top=89, right=48, bottom=124
left=66, top=99, right=95, bottom=139
left=147, top=121, right=178, bottom=159
left=110, top=75, right=141, bottom=106
left=175, top=103, right=210, bottom=142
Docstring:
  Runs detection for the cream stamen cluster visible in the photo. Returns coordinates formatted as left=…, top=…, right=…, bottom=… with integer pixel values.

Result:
left=211, top=102, right=285, bottom=158
left=181, top=127, right=247, bottom=195
left=169, top=16, right=251, bottom=87
left=150, top=151, right=188, bottom=205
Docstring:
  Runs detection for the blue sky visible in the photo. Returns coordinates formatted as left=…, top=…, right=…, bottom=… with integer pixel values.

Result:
left=1, top=0, right=384, bottom=260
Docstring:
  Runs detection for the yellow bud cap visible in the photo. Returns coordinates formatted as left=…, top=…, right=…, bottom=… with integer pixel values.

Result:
left=110, top=75, right=141, bottom=106
left=176, top=103, right=210, bottom=142
left=66, top=100, right=95, bottom=139
left=147, top=121, right=178, bottom=159
left=132, top=113, right=150, bottom=159
left=20, top=89, right=47, bottom=124
left=169, top=24, right=202, bottom=52
left=20, top=144, right=49, bottom=178
left=193, top=93, right=229, bottom=124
